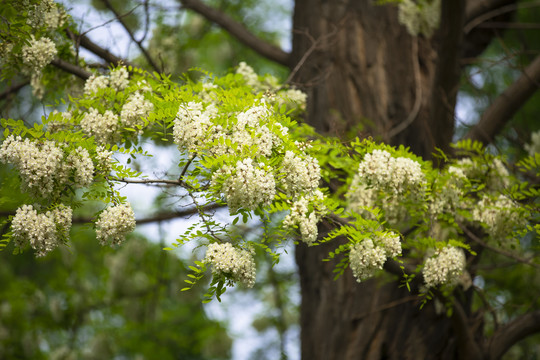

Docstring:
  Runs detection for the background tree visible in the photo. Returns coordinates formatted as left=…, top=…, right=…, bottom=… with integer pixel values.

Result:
left=1, top=1, right=540, bottom=359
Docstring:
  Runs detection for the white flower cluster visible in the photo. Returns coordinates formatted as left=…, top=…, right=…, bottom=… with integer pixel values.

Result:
left=429, top=165, right=467, bottom=217
left=274, top=89, right=308, bottom=111
left=1, top=135, right=60, bottom=195
left=84, top=67, right=129, bottom=95
left=120, top=92, right=154, bottom=131
left=423, top=245, right=465, bottom=288
left=173, top=102, right=217, bottom=153
left=472, top=195, right=525, bottom=242
left=213, top=158, right=276, bottom=213
left=236, top=61, right=260, bottom=88
left=67, top=147, right=94, bottom=187
left=84, top=75, right=109, bottom=94
left=11, top=204, right=72, bottom=257
left=199, top=82, right=219, bottom=103
left=21, top=36, right=57, bottom=74
left=346, top=149, right=425, bottom=225
left=281, top=151, right=320, bottom=196
left=488, top=158, right=511, bottom=190
left=96, top=146, right=113, bottom=174
left=526, top=131, right=540, bottom=156
left=204, top=242, right=256, bottom=287
left=174, top=99, right=287, bottom=157
left=379, top=232, right=402, bottom=258
left=357, top=150, right=425, bottom=194
left=96, top=204, right=136, bottom=246
left=283, top=190, right=325, bottom=245
left=232, top=104, right=285, bottom=156
left=80, top=108, right=119, bottom=144
left=349, top=232, right=401, bottom=282
left=398, top=0, right=441, bottom=37
left=455, top=157, right=510, bottom=191
left=109, top=67, right=130, bottom=90
left=26, top=0, right=66, bottom=31
left=0, top=136, right=97, bottom=197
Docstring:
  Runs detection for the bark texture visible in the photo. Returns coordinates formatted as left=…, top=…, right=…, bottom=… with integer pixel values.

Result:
left=290, top=1, right=473, bottom=359
left=290, top=0, right=452, bottom=156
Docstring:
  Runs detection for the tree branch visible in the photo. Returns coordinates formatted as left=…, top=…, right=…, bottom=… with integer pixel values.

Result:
left=459, top=223, right=540, bottom=269
left=66, top=29, right=133, bottom=68
left=51, top=58, right=92, bottom=80
left=0, top=80, right=29, bottom=101
left=429, top=0, right=466, bottom=155
left=73, top=203, right=223, bottom=225
left=465, top=0, right=516, bottom=25
left=464, top=55, right=540, bottom=145
left=178, top=0, right=291, bottom=67
left=488, top=310, right=540, bottom=359
left=115, top=177, right=184, bottom=186
left=2, top=204, right=224, bottom=225
left=99, top=0, right=160, bottom=72
left=450, top=297, right=484, bottom=360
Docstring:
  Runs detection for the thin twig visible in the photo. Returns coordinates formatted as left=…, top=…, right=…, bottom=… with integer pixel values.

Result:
left=459, top=223, right=540, bottom=269
left=140, top=0, right=151, bottom=44
left=100, top=0, right=160, bottom=72
left=66, top=28, right=133, bottom=67
left=179, top=155, right=196, bottom=182
left=284, top=30, right=318, bottom=86
left=472, top=285, right=499, bottom=330
left=115, top=177, right=184, bottom=186
left=464, top=0, right=540, bottom=34
left=285, top=17, right=349, bottom=86
left=0, top=80, right=29, bottom=101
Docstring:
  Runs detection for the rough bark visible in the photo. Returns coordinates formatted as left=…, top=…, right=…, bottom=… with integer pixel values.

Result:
left=290, top=0, right=446, bottom=157
left=290, top=1, right=474, bottom=359
left=296, top=240, right=462, bottom=360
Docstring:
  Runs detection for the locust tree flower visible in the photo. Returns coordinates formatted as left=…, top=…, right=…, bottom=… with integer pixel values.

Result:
left=423, top=245, right=465, bottom=288
left=96, top=204, right=136, bottom=246
left=204, top=242, right=256, bottom=287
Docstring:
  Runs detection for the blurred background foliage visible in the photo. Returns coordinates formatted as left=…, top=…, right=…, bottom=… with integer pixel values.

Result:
left=0, top=222, right=232, bottom=359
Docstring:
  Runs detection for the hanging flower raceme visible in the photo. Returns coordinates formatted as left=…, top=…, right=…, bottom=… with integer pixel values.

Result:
left=84, top=67, right=129, bottom=95
left=120, top=92, right=154, bottom=131
left=280, top=150, right=321, bottom=197
left=204, top=242, right=256, bottom=288
left=173, top=102, right=217, bottom=153
left=283, top=190, right=326, bottom=245
left=212, top=158, right=276, bottom=214
left=96, top=204, right=136, bottom=246
left=349, top=232, right=402, bottom=282
left=346, top=149, right=426, bottom=226
left=11, top=204, right=72, bottom=257
left=422, top=245, right=466, bottom=288
left=80, top=108, right=119, bottom=144
left=21, top=36, right=57, bottom=74
left=0, top=135, right=96, bottom=198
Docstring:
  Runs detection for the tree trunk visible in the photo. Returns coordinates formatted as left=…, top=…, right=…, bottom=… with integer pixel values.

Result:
left=291, top=0, right=477, bottom=358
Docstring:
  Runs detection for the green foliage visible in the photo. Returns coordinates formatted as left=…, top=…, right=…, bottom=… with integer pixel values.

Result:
left=144, top=0, right=289, bottom=78
left=1, top=58, right=538, bottom=310
left=0, top=231, right=231, bottom=359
